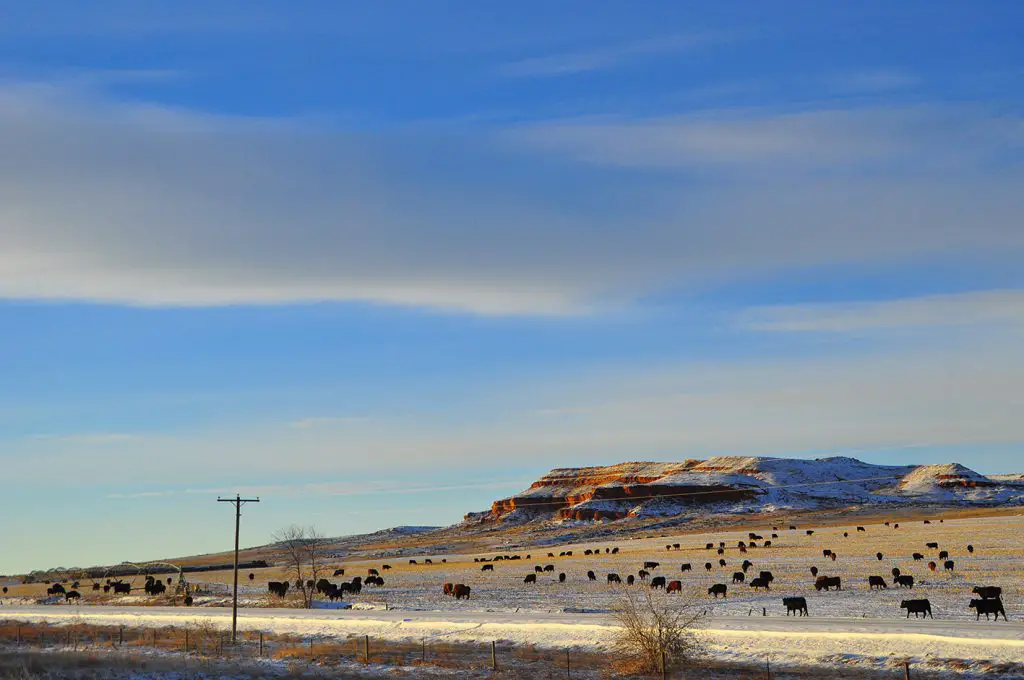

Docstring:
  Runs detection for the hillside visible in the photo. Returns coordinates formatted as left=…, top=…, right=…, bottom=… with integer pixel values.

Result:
left=470, top=456, right=1024, bottom=523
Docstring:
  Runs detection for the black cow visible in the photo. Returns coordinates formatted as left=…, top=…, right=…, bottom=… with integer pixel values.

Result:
left=704, top=562, right=713, bottom=571
left=112, top=582, right=130, bottom=595
left=708, top=583, right=727, bottom=598
left=759, top=571, right=775, bottom=584
left=650, top=576, right=667, bottom=589
left=535, top=566, right=544, bottom=573
left=742, top=560, right=753, bottom=573
left=969, top=599, right=1006, bottom=621
left=810, top=566, right=819, bottom=577
left=901, top=599, right=933, bottom=618
left=806, top=530, right=814, bottom=536
left=967, top=545, right=974, bottom=554
left=65, top=590, right=81, bottom=602
left=764, top=541, right=772, bottom=548
left=868, top=576, right=888, bottom=590
left=939, top=550, right=949, bottom=560
left=895, top=575, right=915, bottom=588
left=638, top=570, right=650, bottom=581
left=643, top=561, right=659, bottom=570
left=706, top=543, right=714, bottom=550
left=368, top=568, right=379, bottom=576
left=892, top=568, right=901, bottom=578
left=783, top=597, right=808, bottom=616
left=876, top=552, right=884, bottom=561
left=973, top=586, right=1002, bottom=600
left=333, top=569, right=345, bottom=576
left=607, top=573, right=621, bottom=584
left=717, top=548, right=725, bottom=555
left=524, top=574, right=537, bottom=584
left=912, top=553, right=924, bottom=561
left=558, top=573, right=566, bottom=583
left=268, top=581, right=289, bottom=597
left=587, top=570, right=596, bottom=581
left=749, top=577, right=770, bottom=591
left=718, top=559, right=727, bottom=567
left=481, top=564, right=494, bottom=572
left=814, top=576, right=841, bottom=591
left=454, top=584, right=471, bottom=600
left=857, top=526, right=866, bottom=532
left=382, top=565, right=391, bottom=570
left=926, top=542, right=939, bottom=549
left=612, top=548, right=620, bottom=554
left=823, top=549, right=832, bottom=558
left=681, top=563, right=692, bottom=572
left=732, top=572, right=745, bottom=584
left=627, top=575, right=635, bottom=585
left=944, top=560, right=955, bottom=572
left=544, top=565, right=555, bottom=572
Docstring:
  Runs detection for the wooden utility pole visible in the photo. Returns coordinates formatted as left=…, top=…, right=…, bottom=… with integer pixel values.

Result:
left=217, top=494, right=260, bottom=645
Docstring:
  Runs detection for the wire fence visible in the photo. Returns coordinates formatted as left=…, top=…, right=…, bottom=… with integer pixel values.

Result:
left=0, top=620, right=929, bottom=679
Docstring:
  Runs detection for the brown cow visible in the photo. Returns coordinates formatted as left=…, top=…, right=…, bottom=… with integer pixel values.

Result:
left=443, top=583, right=454, bottom=596
left=666, top=580, right=682, bottom=594
left=453, top=584, right=471, bottom=600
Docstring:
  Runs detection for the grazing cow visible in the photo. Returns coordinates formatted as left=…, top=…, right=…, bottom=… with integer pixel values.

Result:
left=147, top=581, right=166, bottom=596
left=548, top=553, right=555, bottom=558
left=425, top=559, right=433, bottom=564
left=738, top=541, right=746, bottom=549
left=789, top=526, right=796, bottom=530
left=923, top=520, right=931, bottom=524
left=627, top=575, right=635, bottom=585
left=732, top=572, right=745, bottom=584
left=810, top=566, right=819, bottom=577
left=559, top=573, right=566, bottom=583
left=719, top=542, right=726, bottom=549
left=894, top=523, right=899, bottom=529
left=814, top=576, right=841, bottom=591
left=759, top=571, right=775, bottom=584
left=708, top=584, right=728, bottom=598
left=901, top=599, right=933, bottom=618
left=764, top=541, right=772, bottom=548
left=481, top=564, right=494, bottom=572
left=912, top=553, right=924, bottom=561
left=644, top=561, right=659, bottom=570
left=718, top=559, right=727, bottom=568
left=650, top=576, right=667, bottom=589
left=973, top=586, right=1002, bottom=600
left=969, top=599, right=1006, bottom=621
left=771, top=533, right=778, bottom=539
left=892, top=568, right=901, bottom=578
left=944, top=560, right=955, bottom=572
left=92, top=583, right=100, bottom=591
left=740, top=546, right=748, bottom=554
left=638, top=570, right=650, bottom=581
left=368, top=568, right=379, bottom=576
left=926, top=542, right=939, bottom=550
left=704, top=562, right=713, bottom=572
left=565, top=551, right=573, bottom=557
left=857, top=526, right=866, bottom=532
left=868, top=576, right=888, bottom=590
left=876, top=552, right=884, bottom=561
left=823, top=550, right=832, bottom=558
left=585, top=549, right=593, bottom=555
left=409, top=560, right=417, bottom=565
left=612, top=548, right=620, bottom=554
left=588, top=570, right=596, bottom=581
left=102, top=586, right=110, bottom=593
left=534, top=566, right=544, bottom=573
left=742, top=560, right=753, bottom=573
left=706, top=543, right=714, bottom=550
left=558, top=552, right=565, bottom=557
left=806, top=530, right=814, bottom=536
left=749, top=577, right=770, bottom=591
left=268, top=581, right=289, bottom=597
left=895, top=575, right=915, bottom=588
left=939, top=550, right=949, bottom=560
left=112, top=582, right=130, bottom=595
left=454, top=584, right=471, bottom=600
left=607, top=573, right=621, bottom=584
left=544, top=565, right=555, bottom=572
left=443, top=583, right=454, bottom=596
left=673, top=544, right=680, bottom=550
left=48, top=584, right=66, bottom=596
left=681, top=563, right=692, bottom=572
left=783, top=597, right=808, bottom=616
left=829, top=552, right=837, bottom=561
left=663, top=546, right=669, bottom=552
left=667, top=580, right=682, bottom=594
left=333, top=569, right=345, bottom=577
left=885, top=521, right=890, bottom=526
left=928, top=562, right=937, bottom=572
left=717, top=548, right=725, bottom=556
left=967, top=545, right=975, bottom=554
left=524, top=574, right=537, bottom=584
left=382, top=565, right=391, bottom=571
left=844, top=532, right=848, bottom=538
left=65, top=590, right=81, bottom=602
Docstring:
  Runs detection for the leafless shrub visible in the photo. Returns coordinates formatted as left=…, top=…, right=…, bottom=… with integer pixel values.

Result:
left=611, top=587, right=704, bottom=676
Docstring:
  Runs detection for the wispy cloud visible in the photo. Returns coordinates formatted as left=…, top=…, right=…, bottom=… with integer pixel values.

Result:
left=28, top=432, right=141, bottom=444
left=739, top=290, right=1024, bottom=333
left=288, top=416, right=370, bottom=429
left=499, top=32, right=728, bottom=78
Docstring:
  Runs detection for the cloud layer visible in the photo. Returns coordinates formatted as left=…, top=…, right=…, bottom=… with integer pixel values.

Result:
left=1, top=86, right=1022, bottom=315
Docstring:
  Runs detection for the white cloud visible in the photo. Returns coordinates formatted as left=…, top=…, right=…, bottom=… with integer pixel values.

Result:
left=0, top=86, right=1022, bottom=315
left=739, top=290, right=1024, bottom=332
left=500, top=32, right=727, bottom=77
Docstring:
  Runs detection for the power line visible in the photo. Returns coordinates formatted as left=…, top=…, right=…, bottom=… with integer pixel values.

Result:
left=217, top=494, right=259, bottom=645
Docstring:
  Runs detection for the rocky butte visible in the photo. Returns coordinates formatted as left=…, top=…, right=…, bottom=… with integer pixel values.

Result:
left=468, top=457, right=1024, bottom=523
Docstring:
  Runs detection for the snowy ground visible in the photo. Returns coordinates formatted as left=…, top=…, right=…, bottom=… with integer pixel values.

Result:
left=5, top=514, right=1021, bottom=675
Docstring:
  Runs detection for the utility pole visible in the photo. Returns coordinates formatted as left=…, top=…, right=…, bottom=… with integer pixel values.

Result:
left=217, top=494, right=259, bottom=644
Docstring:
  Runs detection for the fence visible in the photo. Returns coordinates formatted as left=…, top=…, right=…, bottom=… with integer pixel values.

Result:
left=0, top=620, right=925, bottom=679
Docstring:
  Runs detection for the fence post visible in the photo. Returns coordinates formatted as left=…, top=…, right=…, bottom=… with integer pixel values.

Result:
left=566, top=648, right=571, bottom=678
left=491, top=640, right=497, bottom=670
left=119, top=626, right=123, bottom=647
left=364, top=635, right=370, bottom=664
left=185, top=629, right=189, bottom=654
left=16, top=626, right=20, bottom=647
left=309, top=637, right=314, bottom=661
left=259, top=631, right=263, bottom=657
left=904, top=661, right=911, bottom=680
left=661, top=648, right=667, bottom=680
left=421, top=638, right=426, bottom=663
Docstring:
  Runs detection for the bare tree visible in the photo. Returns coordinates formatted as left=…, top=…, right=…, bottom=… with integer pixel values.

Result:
left=271, top=525, right=328, bottom=608
left=612, top=587, right=704, bottom=676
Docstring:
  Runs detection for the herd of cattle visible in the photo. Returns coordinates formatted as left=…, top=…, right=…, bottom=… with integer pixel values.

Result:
left=447, top=520, right=1009, bottom=621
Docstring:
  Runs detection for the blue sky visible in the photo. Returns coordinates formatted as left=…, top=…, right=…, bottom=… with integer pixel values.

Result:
left=1, top=2, right=1023, bottom=574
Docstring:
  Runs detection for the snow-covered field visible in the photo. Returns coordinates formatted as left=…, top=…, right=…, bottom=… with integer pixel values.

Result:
left=4, top=514, right=1021, bottom=674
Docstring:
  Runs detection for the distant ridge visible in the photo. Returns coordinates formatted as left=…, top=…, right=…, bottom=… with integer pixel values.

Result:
left=468, top=456, right=1024, bottom=523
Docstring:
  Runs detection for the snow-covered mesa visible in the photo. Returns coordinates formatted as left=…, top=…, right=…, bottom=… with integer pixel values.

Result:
left=478, top=457, right=1024, bottom=522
